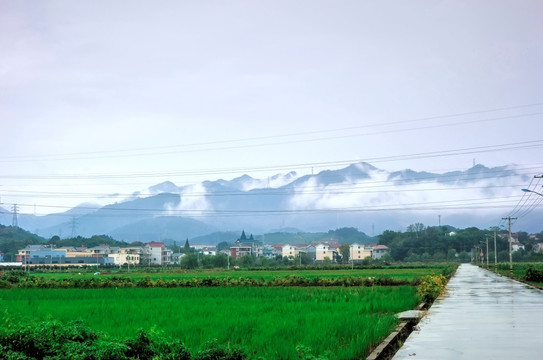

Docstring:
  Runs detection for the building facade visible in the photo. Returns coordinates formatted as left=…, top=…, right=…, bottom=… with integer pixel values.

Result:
left=349, top=243, right=372, bottom=262
left=143, top=242, right=171, bottom=265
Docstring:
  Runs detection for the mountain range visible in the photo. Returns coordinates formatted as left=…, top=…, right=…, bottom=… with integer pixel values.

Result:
left=1, top=162, right=540, bottom=243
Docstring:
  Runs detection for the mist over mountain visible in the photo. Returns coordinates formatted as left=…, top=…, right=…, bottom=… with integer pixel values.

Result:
left=2, top=162, right=540, bottom=242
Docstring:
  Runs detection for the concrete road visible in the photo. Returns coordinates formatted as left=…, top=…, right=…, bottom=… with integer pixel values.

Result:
left=393, top=263, right=543, bottom=359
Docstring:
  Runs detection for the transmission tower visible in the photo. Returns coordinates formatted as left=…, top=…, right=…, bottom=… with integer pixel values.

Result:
left=12, top=204, right=19, bottom=227
left=71, top=216, right=78, bottom=237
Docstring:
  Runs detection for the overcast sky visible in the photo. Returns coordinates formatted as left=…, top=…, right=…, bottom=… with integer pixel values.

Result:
left=1, top=0, right=542, bottom=217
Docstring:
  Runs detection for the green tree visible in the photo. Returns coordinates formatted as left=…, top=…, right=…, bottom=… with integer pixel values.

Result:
left=239, top=255, right=255, bottom=267
left=457, top=251, right=470, bottom=263
left=339, top=243, right=350, bottom=263
left=378, top=230, right=399, bottom=247
left=433, top=251, right=446, bottom=262
left=171, top=241, right=180, bottom=253
left=200, top=255, right=215, bottom=268
left=180, top=254, right=198, bottom=269
left=381, top=253, right=393, bottom=263
left=216, top=241, right=230, bottom=251
left=405, top=253, right=420, bottom=262
left=182, top=238, right=190, bottom=254
left=420, top=252, right=432, bottom=262
left=299, top=252, right=313, bottom=265
left=498, top=250, right=509, bottom=262
left=213, top=254, right=228, bottom=268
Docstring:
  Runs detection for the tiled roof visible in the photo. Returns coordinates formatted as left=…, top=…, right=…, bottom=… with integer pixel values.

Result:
left=147, top=242, right=165, bottom=247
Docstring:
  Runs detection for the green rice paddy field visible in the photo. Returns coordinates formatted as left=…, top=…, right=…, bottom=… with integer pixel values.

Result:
left=1, top=266, right=454, bottom=359
left=0, top=286, right=418, bottom=359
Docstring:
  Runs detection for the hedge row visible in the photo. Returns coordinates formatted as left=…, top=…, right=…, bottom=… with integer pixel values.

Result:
left=0, top=273, right=413, bottom=289
left=0, top=320, right=245, bottom=360
left=524, top=266, right=543, bottom=282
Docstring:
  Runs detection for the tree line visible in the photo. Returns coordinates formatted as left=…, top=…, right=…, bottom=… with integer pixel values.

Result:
left=379, top=223, right=543, bottom=262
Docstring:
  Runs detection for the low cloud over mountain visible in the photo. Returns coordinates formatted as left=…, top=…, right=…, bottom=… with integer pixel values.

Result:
left=4, top=162, right=540, bottom=241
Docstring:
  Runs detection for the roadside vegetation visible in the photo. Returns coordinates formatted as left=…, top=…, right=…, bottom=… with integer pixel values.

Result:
left=489, top=262, right=543, bottom=287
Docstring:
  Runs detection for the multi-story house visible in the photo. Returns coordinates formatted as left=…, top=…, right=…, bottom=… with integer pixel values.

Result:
left=349, top=243, right=372, bottom=262
left=368, top=244, right=390, bottom=260
left=230, top=231, right=261, bottom=259
left=17, top=245, right=50, bottom=262
left=315, top=242, right=341, bottom=263
left=281, top=244, right=316, bottom=261
left=108, top=247, right=142, bottom=266
left=58, top=247, right=93, bottom=258
left=282, top=244, right=300, bottom=258
left=143, top=242, right=171, bottom=265
left=171, top=252, right=185, bottom=264
left=89, top=245, right=121, bottom=257
left=261, top=245, right=281, bottom=259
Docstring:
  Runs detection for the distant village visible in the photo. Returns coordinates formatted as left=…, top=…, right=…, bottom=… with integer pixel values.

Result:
left=3, top=229, right=541, bottom=267
left=6, top=231, right=390, bottom=267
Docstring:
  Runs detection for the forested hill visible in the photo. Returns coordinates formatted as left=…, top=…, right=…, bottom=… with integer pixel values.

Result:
left=0, top=225, right=46, bottom=261
left=192, top=227, right=376, bottom=246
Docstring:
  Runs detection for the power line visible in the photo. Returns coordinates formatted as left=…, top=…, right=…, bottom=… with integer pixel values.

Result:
left=1, top=104, right=542, bottom=163
left=510, top=175, right=543, bottom=224
left=0, top=160, right=536, bottom=200
left=3, top=194, right=522, bottom=218
left=2, top=140, right=543, bottom=180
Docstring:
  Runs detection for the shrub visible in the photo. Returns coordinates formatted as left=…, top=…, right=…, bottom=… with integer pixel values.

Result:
left=417, top=274, right=446, bottom=303
left=136, top=276, right=154, bottom=288
left=0, top=279, right=13, bottom=289
left=93, top=340, right=129, bottom=360
left=163, top=340, right=192, bottom=360
left=524, top=266, right=543, bottom=282
left=194, top=339, right=246, bottom=360
left=124, top=329, right=156, bottom=360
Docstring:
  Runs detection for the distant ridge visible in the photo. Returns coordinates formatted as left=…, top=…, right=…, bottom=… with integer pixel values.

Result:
left=3, top=162, right=540, bottom=239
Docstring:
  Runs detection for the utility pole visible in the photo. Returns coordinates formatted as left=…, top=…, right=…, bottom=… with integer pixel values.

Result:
left=502, top=217, right=517, bottom=275
left=494, top=229, right=497, bottom=272
left=11, top=204, right=18, bottom=227
left=486, top=235, right=489, bottom=269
